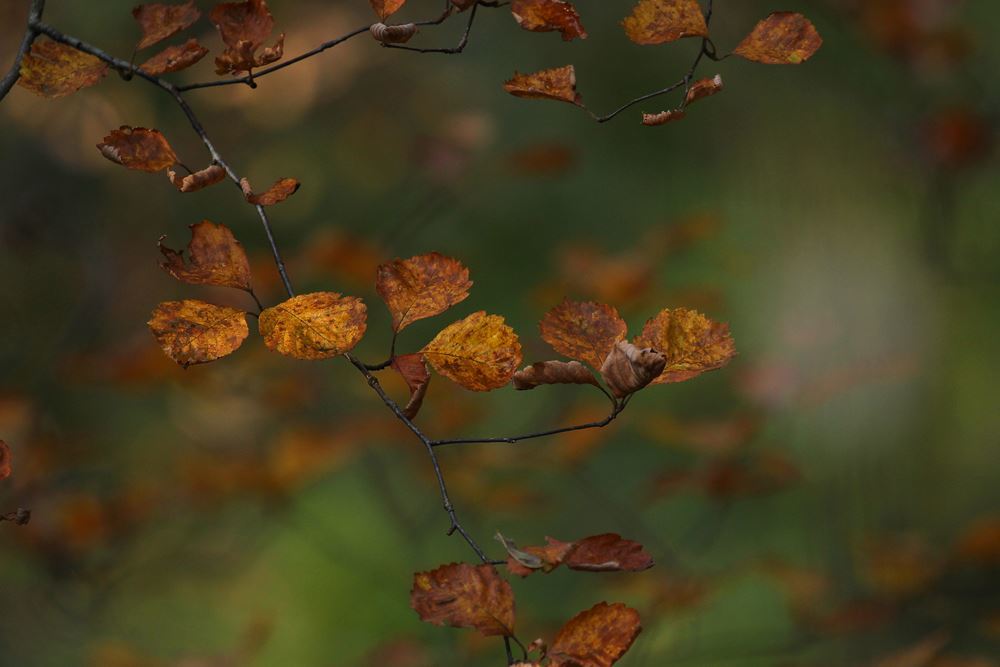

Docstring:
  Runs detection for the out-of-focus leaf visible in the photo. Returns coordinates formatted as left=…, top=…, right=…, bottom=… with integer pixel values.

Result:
left=684, top=74, right=723, bottom=106
left=17, top=39, right=107, bottom=98
left=391, top=354, right=430, bottom=420
left=210, top=0, right=284, bottom=75
left=148, top=300, right=249, bottom=367
left=0, top=441, right=11, bottom=481
left=410, top=563, right=515, bottom=637
left=376, top=252, right=472, bottom=333
left=504, top=65, right=582, bottom=106
left=600, top=341, right=666, bottom=398
left=140, top=38, right=209, bottom=75
left=622, top=0, right=708, bottom=46
left=370, top=0, right=407, bottom=21
left=633, top=307, right=735, bottom=384
left=133, top=1, right=201, bottom=50
left=540, top=299, right=627, bottom=370
left=240, top=177, right=300, bottom=206
left=642, top=109, right=685, bottom=126
left=954, top=515, right=1000, bottom=566
left=158, top=220, right=252, bottom=290
left=97, top=126, right=177, bottom=172
left=512, top=360, right=598, bottom=390
left=871, top=632, right=950, bottom=667
left=167, top=164, right=227, bottom=192
left=422, top=312, right=522, bottom=391
left=258, top=292, right=367, bottom=360
left=549, top=602, right=642, bottom=667
left=733, top=12, right=822, bottom=65
left=511, top=0, right=588, bottom=41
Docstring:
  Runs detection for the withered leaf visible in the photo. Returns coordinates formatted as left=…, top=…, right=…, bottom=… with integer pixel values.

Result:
left=550, top=602, right=642, bottom=667
left=369, top=0, right=407, bottom=21
left=0, top=441, right=11, bottom=481
left=600, top=341, right=666, bottom=398
left=158, top=220, right=252, bottom=291
left=410, top=563, right=515, bottom=637
left=97, top=126, right=177, bottom=172
left=642, top=109, right=685, bottom=126
left=240, top=177, right=300, bottom=206
left=391, top=353, right=430, bottom=420
left=504, top=65, right=582, bottom=106
left=210, top=0, right=284, bottom=75
left=499, top=534, right=575, bottom=577
left=540, top=299, right=627, bottom=370
left=133, top=1, right=202, bottom=50
left=513, top=360, right=598, bottom=391
left=633, top=307, right=735, bottom=384
left=369, top=22, right=419, bottom=45
left=733, top=12, right=822, bottom=65
left=511, top=0, right=588, bottom=42
left=17, top=39, right=107, bottom=98
left=259, top=292, right=367, bottom=360
left=376, top=252, right=472, bottom=333
left=422, top=311, right=522, bottom=391
left=140, top=38, right=209, bottom=75
left=168, top=164, right=227, bottom=193
left=622, top=0, right=708, bottom=46
left=564, top=534, right=655, bottom=572
left=684, top=74, right=723, bottom=106
left=148, top=300, right=248, bottom=367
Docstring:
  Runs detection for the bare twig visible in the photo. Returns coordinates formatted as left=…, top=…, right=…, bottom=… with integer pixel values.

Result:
left=432, top=401, right=625, bottom=447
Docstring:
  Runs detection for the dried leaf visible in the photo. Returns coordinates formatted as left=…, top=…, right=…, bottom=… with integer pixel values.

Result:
left=148, top=300, right=249, bottom=368
left=564, top=534, right=655, bottom=572
left=622, top=0, right=708, bottom=46
left=642, top=109, right=685, bottom=126
left=684, top=74, right=723, bottom=106
left=0, top=441, right=11, bottom=481
left=140, top=38, right=209, bottom=75
left=370, top=22, right=419, bottom=44
left=733, top=12, right=822, bottom=65
left=410, top=563, right=515, bottom=637
left=500, top=533, right=575, bottom=576
left=167, top=164, right=227, bottom=193
left=513, top=360, right=598, bottom=390
left=422, top=312, right=522, bottom=391
left=550, top=602, right=642, bottom=667
left=600, top=341, right=666, bottom=398
left=540, top=299, right=627, bottom=370
left=17, top=39, right=107, bottom=98
left=240, top=177, right=300, bottom=206
left=258, top=292, right=367, bottom=360
left=370, top=0, right=407, bottom=21
left=97, top=126, right=177, bottom=172
left=210, top=0, right=284, bottom=75
left=376, top=252, right=472, bottom=333
left=504, top=65, right=582, bottom=106
left=634, top=308, right=735, bottom=384
left=158, top=220, right=252, bottom=290
left=511, top=0, right=588, bottom=42
left=391, top=354, right=430, bottom=420
left=133, top=1, right=202, bottom=50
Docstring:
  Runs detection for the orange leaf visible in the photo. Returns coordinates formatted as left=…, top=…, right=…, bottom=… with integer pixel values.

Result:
left=140, top=38, right=209, bottom=75
left=240, top=177, right=300, bottom=206
left=642, top=109, right=685, bottom=126
left=599, top=341, right=666, bottom=398
left=733, top=12, right=822, bottom=65
left=167, top=164, right=227, bottom=193
left=133, top=1, right=201, bottom=50
left=370, top=0, right=407, bottom=21
left=258, top=293, right=367, bottom=360
left=511, top=0, right=588, bottom=41
left=633, top=307, right=735, bottom=384
left=210, top=0, right=284, bottom=75
left=410, top=563, right=515, bottom=637
left=684, top=74, right=723, bottom=106
left=622, top=0, right=708, bottom=46
left=550, top=602, right=642, bottom=667
left=148, top=300, right=249, bottom=368
left=512, top=360, right=598, bottom=391
left=376, top=252, right=472, bottom=332
left=390, top=354, right=430, bottom=420
left=504, top=65, right=582, bottom=106
left=158, top=220, right=252, bottom=291
left=540, top=299, right=627, bottom=370
left=422, top=312, right=522, bottom=391
left=97, top=126, right=177, bottom=173
left=17, top=39, right=107, bottom=98
left=0, top=441, right=11, bottom=481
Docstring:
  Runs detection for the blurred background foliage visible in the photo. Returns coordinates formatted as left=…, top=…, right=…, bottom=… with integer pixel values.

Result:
left=1, top=0, right=998, bottom=665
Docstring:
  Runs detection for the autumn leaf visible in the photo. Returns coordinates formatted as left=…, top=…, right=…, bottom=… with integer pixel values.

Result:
left=133, top=1, right=202, bottom=50
left=148, top=300, right=249, bottom=367
left=410, top=563, right=515, bottom=637
left=733, top=12, right=822, bottom=65
left=240, top=177, right=300, bottom=206
left=376, top=252, right=472, bottom=332
left=549, top=602, right=642, bottom=667
left=0, top=441, right=11, bottom=481
left=422, top=311, right=522, bottom=391
left=511, top=0, right=588, bottom=42
left=498, top=532, right=575, bottom=576
left=158, top=220, right=252, bottom=291
left=500, top=533, right=653, bottom=577
left=391, top=354, right=430, bottom=420
left=622, top=0, right=708, bottom=46
left=512, top=360, right=598, bottom=390
left=210, top=0, right=284, bottom=75
left=504, top=65, right=582, bottom=106
left=97, top=126, right=177, bottom=172
left=17, top=39, right=107, bottom=98
left=599, top=341, right=666, bottom=398
left=140, top=38, right=209, bottom=76
left=684, top=74, right=723, bottom=106
left=633, top=307, right=735, bottom=384
left=370, top=22, right=419, bottom=45
left=370, top=0, right=407, bottom=21
left=540, top=299, right=627, bottom=370
left=167, top=164, right=227, bottom=193
left=642, top=109, right=685, bottom=126
left=258, top=292, right=367, bottom=360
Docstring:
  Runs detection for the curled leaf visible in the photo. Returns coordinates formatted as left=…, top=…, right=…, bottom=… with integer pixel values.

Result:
left=550, top=602, right=642, bottom=667
left=511, top=0, right=588, bottom=42
left=133, top=1, right=202, bottom=50
left=97, top=126, right=177, bottom=173
left=500, top=534, right=575, bottom=576
left=0, top=441, right=11, bottom=481
left=148, top=300, right=249, bottom=367
left=733, top=12, right=822, bottom=65
left=422, top=311, right=522, bottom=391
left=17, top=39, right=107, bottom=98
left=622, top=0, right=708, bottom=46
left=634, top=307, right=735, bottom=384
left=642, top=109, right=685, bottom=126
left=504, top=65, right=583, bottom=106
left=210, top=0, right=284, bottom=75
left=376, top=252, right=472, bottom=333
left=684, top=74, right=723, bottom=106
left=158, top=220, right=252, bottom=290
left=258, top=292, right=367, bottom=360
left=390, top=354, right=430, bottom=420
left=140, top=38, right=209, bottom=75
left=240, top=177, right=300, bottom=206
left=370, top=0, right=407, bottom=21
left=513, top=360, right=598, bottom=390
left=370, top=22, right=418, bottom=44
left=540, top=299, right=627, bottom=370
left=600, top=341, right=666, bottom=398
left=410, top=563, right=515, bottom=637
left=168, top=164, right=227, bottom=193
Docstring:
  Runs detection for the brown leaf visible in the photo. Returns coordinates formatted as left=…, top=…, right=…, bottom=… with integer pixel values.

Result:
left=733, top=12, right=822, bottom=65
left=633, top=308, right=735, bottom=384
left=511, top=0, right=588, bottom=42
left=622, top=0, right=708, bottom=46
left=376, top=252, right=472, bottom=333
left=17, top=39, right=108, bottom=98
left=540, top=299, right=627, bottom=370
left=258, top=292, right=367, bottom=360
left=499, top=533, right=575, bottom=576
left=210, top=0, right=284, bottom=75
left=564, top=534, right=655, bottom=572
left=148, top=300, right=249, bottom=368
left=600, top=341, right=666, bottom=398
left=550, top=602, right=642, bottom=667
left=158, top=220, right=252, bottom=291
left=140, top=38, right=209, bottom=75
left=0, top=441, right=11, bottom=481
left=97, top=126, right=177, bottom=172
left=422, top=311, right=522, bottom=391
left=410, top=563, right=515, bottom=637
left=504, top=65, right=583, bottom=106
left=240, top=177, right=300, bottom=206
left=391, top=354, right=430, bottom=420
left=370, top=22, right=419, bottom=45
left=370, top=0, right=407, bottom=21
left=133, top=1, right=201, bottom=50
left=642, top=109, right=685, bottom=126
left=684, top=74, right=723, bottom=106
left=167, top=164, right=227, bottom=193
left=513, top=360, right=598, bottom=390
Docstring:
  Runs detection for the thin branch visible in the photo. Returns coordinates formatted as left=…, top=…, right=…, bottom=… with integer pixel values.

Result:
left=384, top=1, right=480, bottom=55
left=432, top=401, right=625, bottom=447
left=0, top=0, right=45, bottom=102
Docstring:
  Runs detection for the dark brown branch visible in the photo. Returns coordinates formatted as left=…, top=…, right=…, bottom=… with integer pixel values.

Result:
left=0, top=0, right=45, bottom=102
left=383, top=1, right=480, bottom=55
left=432, top=401, right=625, bottom=447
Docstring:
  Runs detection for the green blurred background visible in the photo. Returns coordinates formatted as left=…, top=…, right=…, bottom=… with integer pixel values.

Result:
left=1, top=1, right=998, bottom=665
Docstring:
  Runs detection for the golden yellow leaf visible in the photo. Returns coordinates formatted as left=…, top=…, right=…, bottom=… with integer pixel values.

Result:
left=158, top=220, right=252, bottom=290
left=422, top=311, right=522, bottom=391
left=376, top=252, right=472, bottom=332
left=148, top=300, right=248, bottom=367
left=634, top=307, right=735, bottom=384
left=410, top=563, right=515, bottom=637
left=539, top=299, right=627, bottom=370
left=258, top=292, right=367, bottom=360
left=18, top=39, right=107, bottom=98
left=622, top=0, right=708, bottom=46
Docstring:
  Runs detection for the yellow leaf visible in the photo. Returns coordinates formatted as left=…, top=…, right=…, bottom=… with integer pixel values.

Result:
left=148, top=300, right=248, bottom=367
left=258, top=292, right=367, bottom=360
left=376, top=252, right=472, bottom=332
left=423, top=311, right=522, bottom=391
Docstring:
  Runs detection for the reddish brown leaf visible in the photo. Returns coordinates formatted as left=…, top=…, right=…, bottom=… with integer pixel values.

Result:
left=240, top=177, right=300, bottom=206
left=258, top=293, right=367, bottom=360
left=512, top=360, right=598, bottom=390
left=550, top=602, right=642, bottom=667
left=684, top=74, right=723, bottom=106
left=633, top=307, right=735, bottom=384
left=622, top=0, right=708, bottom=46
left=511, top=0, right=588, bottom=42
left=599, top=341, right=666, bottom=398
left=540, top=299, right=627, bottom=370
left=504, top=65, right=583, bottom=106
left=642, top=109, right=685, bottom=126
left=733, top=12, right=822, bottom=65
left=167, top=164, right=227, bottom=193
left=422, top=312, right=523, bottom=391
left=210, top=0, right=284, bottom=75
left=133, top=1, right=202, bottom=50
left=564, top=534, right=655, bottom=572
left=370, top=22, right=419, bottom=45
left=148, top=300, right=249, bottom=367
left=410, top=563, right=515, bottom=637
left=97, top=126, right=177, bottom=173
left=140, top=38, right=209, bottom=75
left=17, top=39, right=108, bottom=98
left=0, top=441, right=11, bottom=481
left=370, top=0, right=407, bottom=21
left=376, top=252, right=472, bottom=332
left=391, top=354, right=431, bottom=420
left=158, top=220, right=252, bottom=291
